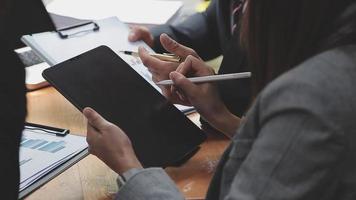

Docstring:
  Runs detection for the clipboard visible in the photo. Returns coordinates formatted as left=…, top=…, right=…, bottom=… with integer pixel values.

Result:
left=19, top=123, right=89, bottom=199
left=21, top=17, right=139, bottom=66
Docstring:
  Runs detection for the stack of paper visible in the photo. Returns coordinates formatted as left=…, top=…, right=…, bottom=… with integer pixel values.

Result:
left=19, top=129, right=88, bottom=191
left=46, top=0, right=183, bottom=25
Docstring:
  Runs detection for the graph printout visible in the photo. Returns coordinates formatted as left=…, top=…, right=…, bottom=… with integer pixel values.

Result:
left=19, top=129, right=87, bottom=191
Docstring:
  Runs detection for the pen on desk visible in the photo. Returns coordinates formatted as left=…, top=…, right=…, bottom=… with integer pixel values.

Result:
left=156, top=72, right=252, bottom=86
left=24, top=122, right=69, bottom=137
left=120, top=50, right=182, bottom=63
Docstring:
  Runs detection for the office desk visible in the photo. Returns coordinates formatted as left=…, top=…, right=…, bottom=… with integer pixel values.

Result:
left=25, top=87, right=229, bottom=200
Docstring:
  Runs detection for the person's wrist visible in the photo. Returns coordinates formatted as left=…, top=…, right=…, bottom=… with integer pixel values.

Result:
left=113, top=154, right=143, bottom=175
left=117, top=167, right=143, bottom=187
left=209, top=106, right=240, bottom=138
left=221, top=112, right=240, bottom=137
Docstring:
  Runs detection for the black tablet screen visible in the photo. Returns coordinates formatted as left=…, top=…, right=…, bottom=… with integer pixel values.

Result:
left=43, top=46, right=206, bottom=167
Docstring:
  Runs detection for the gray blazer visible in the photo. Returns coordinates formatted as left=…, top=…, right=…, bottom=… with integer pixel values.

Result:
left=115, top=45, right=356, bottom=199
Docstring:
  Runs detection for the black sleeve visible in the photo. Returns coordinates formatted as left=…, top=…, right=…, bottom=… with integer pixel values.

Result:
left=150, top=0, right=221, bottom=60
left=0, top=41, right=26, bottom=199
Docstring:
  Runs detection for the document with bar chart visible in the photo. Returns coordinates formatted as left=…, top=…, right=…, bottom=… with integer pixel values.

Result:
left=19, top=128, right=88, bottom=192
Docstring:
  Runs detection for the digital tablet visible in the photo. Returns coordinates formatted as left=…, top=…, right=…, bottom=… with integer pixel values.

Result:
left=43, top=46, right=206, bottom=167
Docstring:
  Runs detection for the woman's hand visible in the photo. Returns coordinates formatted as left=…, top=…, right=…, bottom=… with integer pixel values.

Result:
left=83, top=107, right=142, bottom=174
left=139, top=33, right=200, bottom=81
left=168, top=56, right=241, bottom=137
left=139, top=33, right=201, bottom=100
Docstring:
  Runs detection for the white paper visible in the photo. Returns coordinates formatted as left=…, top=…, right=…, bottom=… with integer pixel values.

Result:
left=25, top=62, right=50, bottom=84
left=46, top=0, right=182, bottom=24
left=19, top=129, right=87, bottom=191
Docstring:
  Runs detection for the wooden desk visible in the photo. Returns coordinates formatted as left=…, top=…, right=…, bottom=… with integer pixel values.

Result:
left=25, top=87, right=229, bottom=200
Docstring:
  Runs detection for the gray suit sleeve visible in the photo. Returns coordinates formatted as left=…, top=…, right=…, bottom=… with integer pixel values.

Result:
left=150, top=0, right=221, bottom=60
left=223, top=76, right=346, bottom=200
left=116, top=168, right=184, bottom=200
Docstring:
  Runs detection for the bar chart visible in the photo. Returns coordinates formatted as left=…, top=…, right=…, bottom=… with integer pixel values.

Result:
left=20, top=158, right=33, bottom=166
left=19, top=128, right=88, bottom=193
left=21, top=138, right=66, bottom=153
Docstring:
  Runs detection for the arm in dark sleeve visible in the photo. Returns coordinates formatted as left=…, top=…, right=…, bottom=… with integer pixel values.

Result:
left=0, top=43, right=26, bottom=199
left=150, top=0, right=221, bottom=60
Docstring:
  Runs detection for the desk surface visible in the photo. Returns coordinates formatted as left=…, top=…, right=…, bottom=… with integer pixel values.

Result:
left=25, top=87, right=229, bottom=200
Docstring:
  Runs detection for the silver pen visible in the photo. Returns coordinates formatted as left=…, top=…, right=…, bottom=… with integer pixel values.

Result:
left=156, top=72, right=252, bottom=86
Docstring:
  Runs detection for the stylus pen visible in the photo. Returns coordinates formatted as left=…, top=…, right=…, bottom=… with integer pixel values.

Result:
left=156, top=72, right=252, bottom=86
left=120, top=50, right=182, bottom=63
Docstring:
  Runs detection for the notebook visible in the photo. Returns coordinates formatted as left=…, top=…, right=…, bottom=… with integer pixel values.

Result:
left=43, top=46, right=206, bottom=167
left=14, top=46, right=50, bottom=90
left=19, top=122, right=88, bottom=199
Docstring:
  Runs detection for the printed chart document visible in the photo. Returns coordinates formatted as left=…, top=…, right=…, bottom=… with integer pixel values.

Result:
left=19, top=129, right=88, bottom=191
left=22, top=17, right=193, bottom=113
left=46, top=0, right=182, bottom=25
